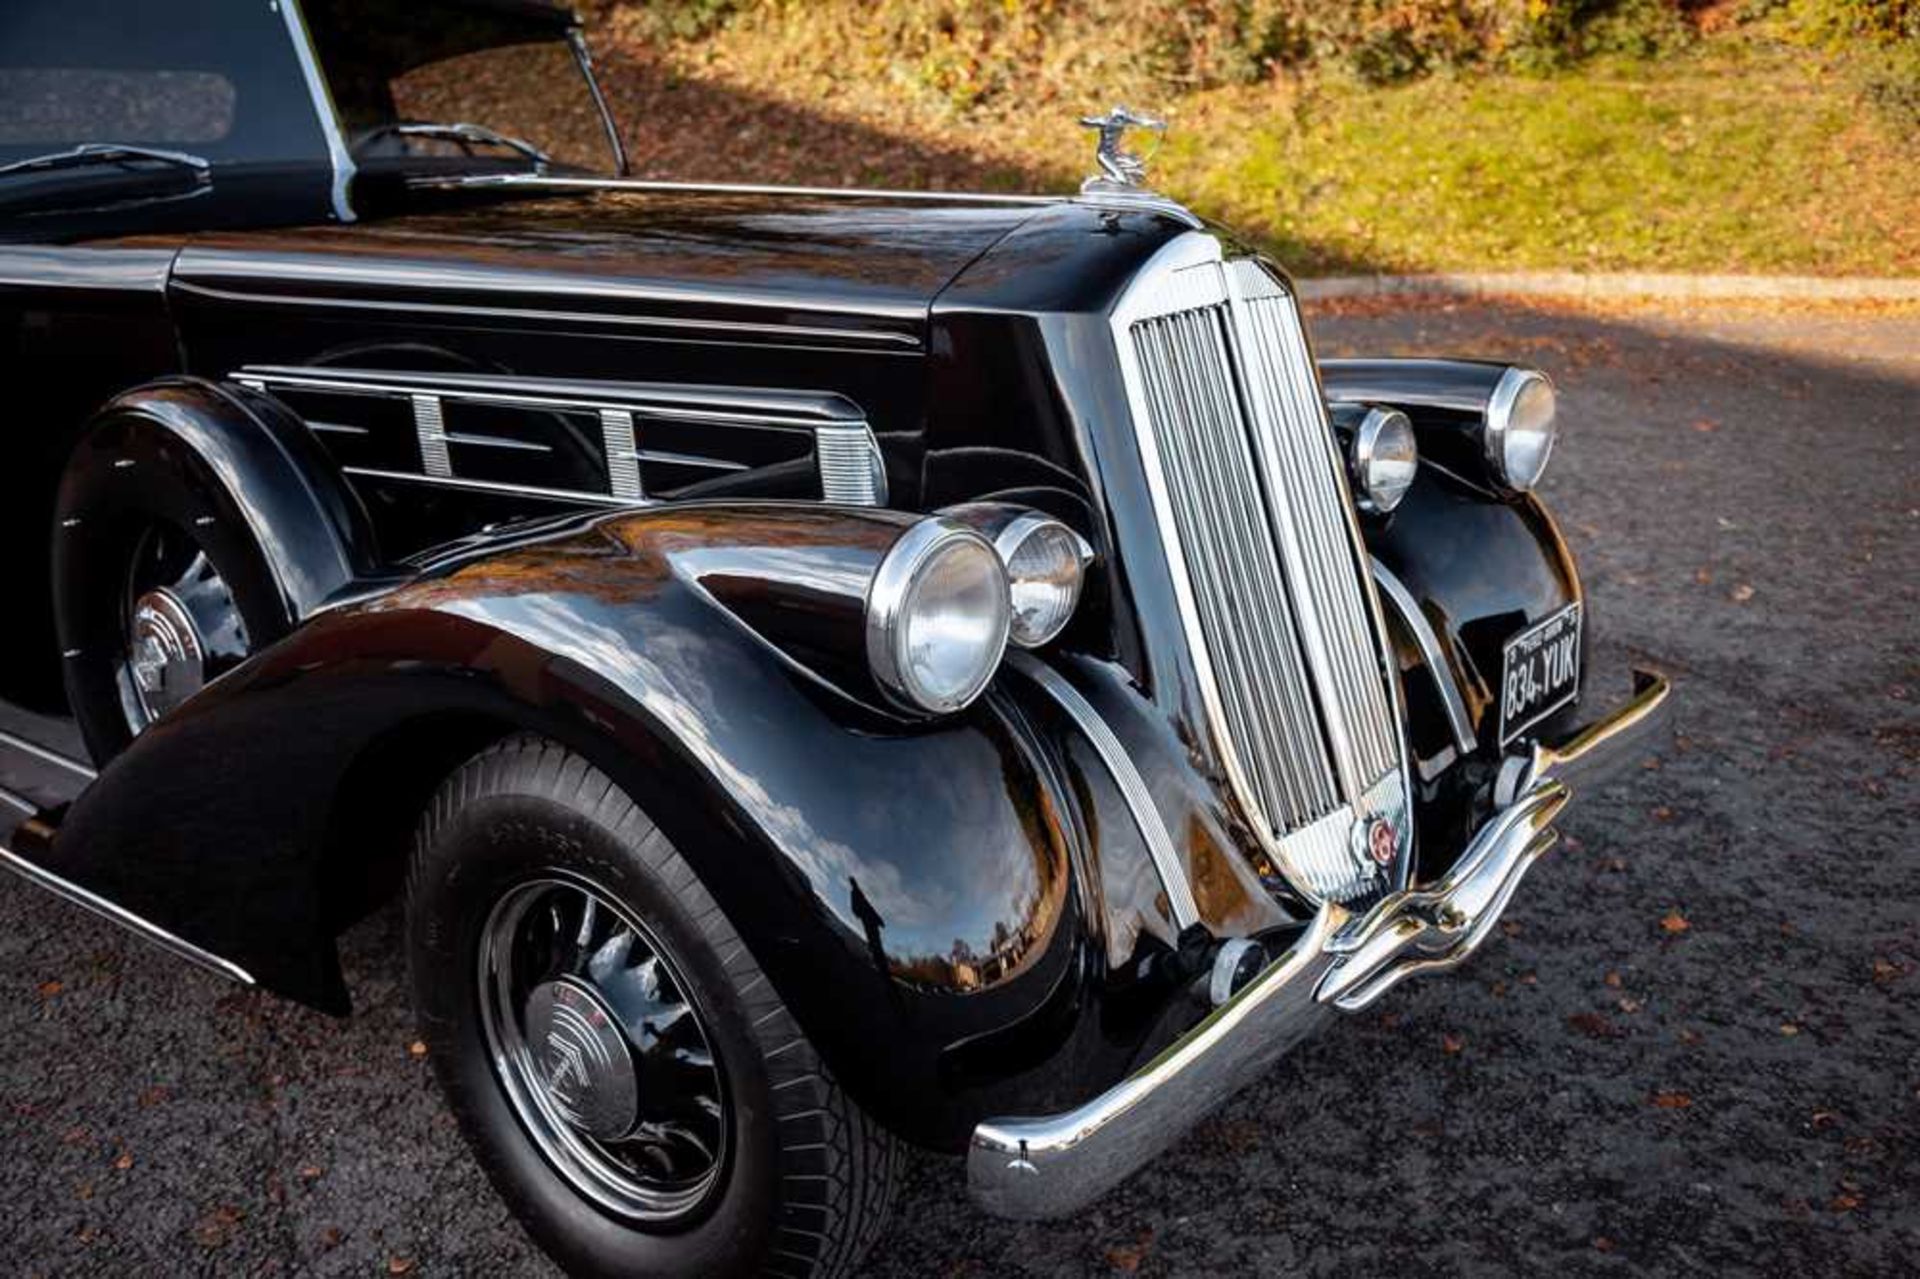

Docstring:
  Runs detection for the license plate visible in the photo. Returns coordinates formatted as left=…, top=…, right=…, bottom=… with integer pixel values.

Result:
left=1498, top=603, right=1582, bottom=745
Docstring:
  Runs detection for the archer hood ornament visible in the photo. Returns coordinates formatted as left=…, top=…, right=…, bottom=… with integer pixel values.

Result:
left=1079, top=105, right=1167, bottom=193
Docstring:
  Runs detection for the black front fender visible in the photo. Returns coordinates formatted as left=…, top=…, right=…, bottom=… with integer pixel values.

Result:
left=45, top=503, right=1183, bottom=1147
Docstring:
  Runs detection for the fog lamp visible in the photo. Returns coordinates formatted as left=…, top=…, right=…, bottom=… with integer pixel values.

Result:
left=1350, top=407, right=1418, bottom=514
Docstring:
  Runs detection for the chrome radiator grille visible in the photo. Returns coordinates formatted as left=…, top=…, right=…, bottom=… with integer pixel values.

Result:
left=1114, top=239, right=1406, bottom=902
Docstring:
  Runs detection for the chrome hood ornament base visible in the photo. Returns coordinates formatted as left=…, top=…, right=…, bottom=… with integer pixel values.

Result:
left=1079, top=105, right=1166, bottom=194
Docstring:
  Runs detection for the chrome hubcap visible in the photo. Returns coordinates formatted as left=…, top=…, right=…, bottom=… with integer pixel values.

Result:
left=479, top=878, right=728, bottom=1223
left=118, top=523, right=248, bottom=735
left=128, top=588, right=206, bottom=722
left=526, top=977, right=641, bottom=1143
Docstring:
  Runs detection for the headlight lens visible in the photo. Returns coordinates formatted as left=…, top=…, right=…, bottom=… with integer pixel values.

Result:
left=1485, top=367, right=1558, bottom=491
left=1350, top=407, right=1418, bottom=514
left=997, top=514, right=1090, bottom=648
left=866, top=520, right=1009, bottom=714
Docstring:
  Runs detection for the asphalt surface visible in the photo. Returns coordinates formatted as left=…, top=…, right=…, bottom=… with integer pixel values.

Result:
left=2, top=298, right=1915, bottom=1276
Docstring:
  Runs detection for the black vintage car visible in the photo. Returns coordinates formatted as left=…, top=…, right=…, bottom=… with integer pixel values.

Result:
left=0, top=2, right=1672, bottom=1275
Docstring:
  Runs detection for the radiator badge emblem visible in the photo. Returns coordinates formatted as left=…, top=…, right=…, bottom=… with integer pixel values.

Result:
left=1079, top=105, right=1165, bottom=193
left=1367, top=817, right=1398, bottom=868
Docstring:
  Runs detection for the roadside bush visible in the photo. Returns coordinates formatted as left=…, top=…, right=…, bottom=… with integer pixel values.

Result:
left=589, top=1, right=1911, bottom=111
left=1750, top=0, right=1920, bottom=124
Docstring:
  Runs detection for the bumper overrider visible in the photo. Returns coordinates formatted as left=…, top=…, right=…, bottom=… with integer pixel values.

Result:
left=968, top=669, right=1672, bottom=1220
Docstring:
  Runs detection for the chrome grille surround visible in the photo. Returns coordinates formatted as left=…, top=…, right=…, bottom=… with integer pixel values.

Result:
left=1110, top=234, right=1412, bottom=903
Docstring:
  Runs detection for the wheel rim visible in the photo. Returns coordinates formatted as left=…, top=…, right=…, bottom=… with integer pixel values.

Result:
left=117, top=522, right=248, bottom=734
left=478, top=876, right=730, bottom=1224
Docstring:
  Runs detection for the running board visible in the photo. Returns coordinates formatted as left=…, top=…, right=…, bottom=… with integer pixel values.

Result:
left=0, top=720, right=253, bottom=985
left=0, top=838, right=256, bottom=986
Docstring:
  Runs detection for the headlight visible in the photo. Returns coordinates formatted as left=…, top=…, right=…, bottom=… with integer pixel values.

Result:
left=995, top=513, right=1091, bottom=648
left=935, top=505, right=1093, bottom=649
left=1350, top=407, right=1418, bottom=514
left=1485, top=367, right=1558, bottom=491
left=866, top=519, right=1009, bottom=714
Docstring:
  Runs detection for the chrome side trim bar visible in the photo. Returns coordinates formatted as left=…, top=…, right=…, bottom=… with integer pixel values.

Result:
left=1369, top=557, right=1475, bottom=757
left=0, top=783, right=35, bottom=816
left=1007, top=654, right=1200, bottom=931
left=342, top=467, right=642, bottom=508
left=0, top=728, right=97, bottom=781
left=0, top=840, right=256, bottom=987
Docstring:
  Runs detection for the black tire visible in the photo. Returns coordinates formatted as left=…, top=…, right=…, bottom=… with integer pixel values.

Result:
left=406, top=735, right=902, bottom=1279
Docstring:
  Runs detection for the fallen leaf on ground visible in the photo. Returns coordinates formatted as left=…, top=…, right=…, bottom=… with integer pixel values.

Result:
left=112, top=1152, right=132, bottom=1171
left=37, top=980, right=62, bottom=998
left=1604, top=971, right=1623, bottom=988
left=1103, top=1230, right=1154, bottom=1273
left=1442, top=1032, right=1466, bottom=1055
left=388, top=1259, right=416, bottom=1276
left=1661, top=909, right=1691, bottom=934
left=1567, top=1011, right=1619, bottom=1039
left=1730, top=583, right=1755, bottom=602
left=194, top=1205, right=244, bottom=1248
left=1651, top=1090, right=1694, bottom=1109
left=407, top=1041, right=428, bottom=1058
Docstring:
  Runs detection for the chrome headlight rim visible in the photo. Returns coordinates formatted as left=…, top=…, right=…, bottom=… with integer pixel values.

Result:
left=1484, top=366, right=1559, bottom=493
left=988, top=511, right=1093, bottom=650
left=865, top=517, right=1011, bottom=715
left=1349, top=406, right=1418, bottom=515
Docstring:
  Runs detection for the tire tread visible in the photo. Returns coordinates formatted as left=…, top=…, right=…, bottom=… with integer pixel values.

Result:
left=408, top=733, right=899, bottom=1278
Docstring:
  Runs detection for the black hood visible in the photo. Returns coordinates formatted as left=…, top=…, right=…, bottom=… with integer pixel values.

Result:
left=172, top=186, right=1059, bottom=352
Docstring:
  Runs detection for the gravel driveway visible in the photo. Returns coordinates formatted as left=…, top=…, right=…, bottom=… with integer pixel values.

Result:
left=2, top=298, right=1914, bottom=1276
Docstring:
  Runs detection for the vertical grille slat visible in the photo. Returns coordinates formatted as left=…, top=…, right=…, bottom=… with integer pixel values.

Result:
left=1117, top=247, right=1408, bottom=903
left=1133, top=311, right=1336, bottom=829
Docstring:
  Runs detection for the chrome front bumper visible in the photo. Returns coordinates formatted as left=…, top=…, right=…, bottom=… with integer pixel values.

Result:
left=968, top=669, right=1672, bottom=1221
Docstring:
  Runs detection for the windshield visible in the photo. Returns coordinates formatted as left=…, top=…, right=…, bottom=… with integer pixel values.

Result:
left=0, top=0, right=333, bottom=168
left=304, top=0, right=620, bottom=177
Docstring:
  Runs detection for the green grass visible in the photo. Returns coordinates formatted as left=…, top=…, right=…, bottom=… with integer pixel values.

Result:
left=607, top=10, right=1919, bottom=278
left=1164, top=51, right=1918, bottom=275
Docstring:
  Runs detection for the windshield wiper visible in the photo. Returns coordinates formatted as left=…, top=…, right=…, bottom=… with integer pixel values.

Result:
left=0, top=143, right=212, bottom=182
left=363, top=122, right=550, bottom=170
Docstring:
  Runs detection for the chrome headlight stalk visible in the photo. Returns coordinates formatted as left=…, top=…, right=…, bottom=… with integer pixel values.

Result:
left=1348, top=406, right=1418, bottom=515
left=865, top=517, right=1011, bottom=715
left=1484, top=367, right=1559, bottom=492
left=939, top=504, right=1095, bottom=649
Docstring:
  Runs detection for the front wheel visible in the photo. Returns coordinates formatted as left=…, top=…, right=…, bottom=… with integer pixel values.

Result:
left=406, top=736, right=900, bottom=1278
